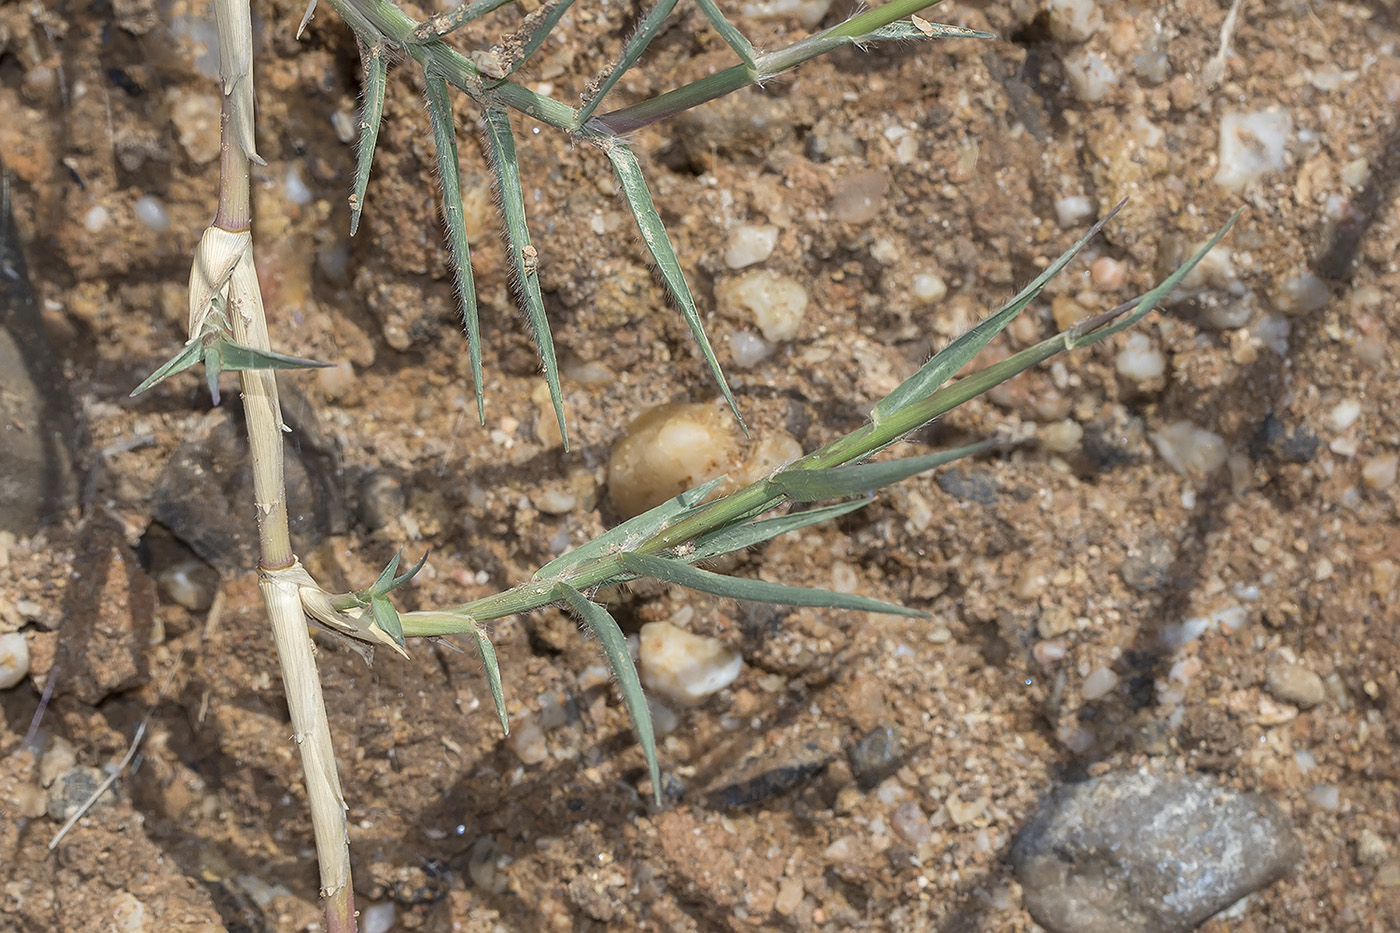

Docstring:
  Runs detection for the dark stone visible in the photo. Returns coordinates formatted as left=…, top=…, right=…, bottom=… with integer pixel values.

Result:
left=1012, top=769, right=1303, bottom=933
left=152, top=392, right=345, bottom=574
left=1250, top=413, right=1320, bottom=464
left=849, top=725, right=903, bottom=790
left=0, top=175, right=78, bottom=535
left=937, top=468, right=999, bottom=505
left=703, top=743, right=832, bottom=809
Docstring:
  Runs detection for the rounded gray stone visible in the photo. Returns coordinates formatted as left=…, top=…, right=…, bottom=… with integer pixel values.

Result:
left=1012, top=769, right=1302, bottom=933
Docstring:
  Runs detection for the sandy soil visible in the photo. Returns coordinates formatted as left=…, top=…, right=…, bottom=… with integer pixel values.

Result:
left=1, top=0, right=1398, bottom=930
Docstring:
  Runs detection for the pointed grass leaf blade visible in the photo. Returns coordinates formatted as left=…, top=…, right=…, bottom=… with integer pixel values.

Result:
left=369, top=548, right=404, bottom=597
left=215, top=340, right=335, bottom=372
left=130, top=339, right=206, bottom=397
left=349, top=42, right=388, bottom=237
left=694, top=0, right=756, bottom=68
left=389, top=549, right=431, bottom=590
left=772, top=440, right=997, bottom=502
left=871, top=203, right=1122, bottom=424
left=469, top=625, right=510, bottom=735
left=505, top=0, right=577, bottom=77
left=621, top=553, right=925, bottom=617
left=413, top=0, right=520, bottom=41
left=424, top=73, right=485, bottom=422
left=688, top=499, right=872, bottom=562
left=532, top=475, right=730, bottom=581
left=370, top=595, right=406, bottom=647
left=483, top=106, right=569, bottom=449
left=604, top=141, right=744, bottom=429
left=575, top=0, right=683, bottom=127
left=555, top=583, right=661, bottom=804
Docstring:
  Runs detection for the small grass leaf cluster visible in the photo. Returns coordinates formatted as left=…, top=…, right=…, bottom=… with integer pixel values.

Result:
left=395, top=210, right=1242, bottom=799
left=321, top=0, right=983, bottom=441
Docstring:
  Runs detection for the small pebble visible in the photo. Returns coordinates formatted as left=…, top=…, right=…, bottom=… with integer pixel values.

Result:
left=946, top=793, right=987, bottom=826
left=1041, top=420, right=1083, bottom=454
left=133, top=196, right=170, bottom=233
left=1358, top=829, right=1390, bottom=867
left=110, top=892, right=148, bottom=933
left=728, top=330, right=772, bottom=369
left=829, top=169, right=889, bottom=224
left=1046, top=0, right=1103, bottom=42
left=723, top=224, right=778, bottom=269
left=1064, top=51, right=1118, bottom=103
left=156, top=559, right=218, bottom=611
left=606, top=402, right=738, bottom=519
left=1054, top=195, right=1095, bottom=228
left=284, top=164, right=312, bottom=206
left=849, top=726, right=903, bottom=790
left=0, top=631, right=29, bottom=689
left=1081, top=666, right=1119, bottom=701
left=1115, top=332, right=1166, bottom=382
left=1215, top=109, right=1292, bottom=193
left=1272, top=272, right=1329, bottom=316
left=911, top=271, right=948, bottom=304
left=1090, top=256, right=1126, bottom=291
left=1266, top=661, right=1326, bottom=709
left=774, top=878, right=804, bottom=916
left=360, top=902, right=396, bottom=933
left=331, top=108, right=356, bottom=144
left=1361, top=454, right=1397, bottom=490
left=716, top=270, right=809, bottom=342
left=83, top=205, right=110, bottom=233
left=892, top=800, right=933, bottom=846
left=507, top=715, right=548, bottom=764
left=1151, top=421, right=1228, bottom=477
left=638, top=620, right=743, bottom=706
left=1327, top=399, right=1362, bottom=432
left=168, top=89, right=223, bottom=163
left=1307, top=783, right=1340, bottom=811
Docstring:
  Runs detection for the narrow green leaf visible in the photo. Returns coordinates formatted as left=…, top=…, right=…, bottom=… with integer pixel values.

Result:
left=422, top=72, right=485, bottom=423
left=469, top=625, right=510, bottom=736
left=1066, top=208, right=1244, bottom=348
left=688, top=499, right=872, bottom=563
left=532, top=475, right=729, bottom=581
left=368, top=548, right=404, bottom=597
left=482, top=106, right=569, bottom=449
left=502, top=0, right=577, bottom=78
left=861, top=21, right=993, bottom=43
left=574, top=0, right=682, bottom=127
left=871, top=203, right=1123, bottom=425
left=603, top=141, right=744, bottom=430
left=411, top=0, right=520, bottom=41
left=389, top=549, right=431, bottom=590
left=370, top=595, right=406, bottom=647
left=554, top=583, right=660, bottom=805
left=772, top=440, right=997, bottom=502
left=693, top=0, right=756, bottom=68
left=215, top=340, right=335, bottom=373
left=130, top=339, right=206, bottom=398
left=349, top=41, right=388, bottom=237
left=621, top=552, right=926, bottom=617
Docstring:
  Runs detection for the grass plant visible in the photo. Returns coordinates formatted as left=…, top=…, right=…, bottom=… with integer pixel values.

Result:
left=133, top=0, right=1240, bottom=928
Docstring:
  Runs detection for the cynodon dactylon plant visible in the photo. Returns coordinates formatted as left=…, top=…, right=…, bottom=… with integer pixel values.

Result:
left=131, top=0, right=1239, bottom=928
